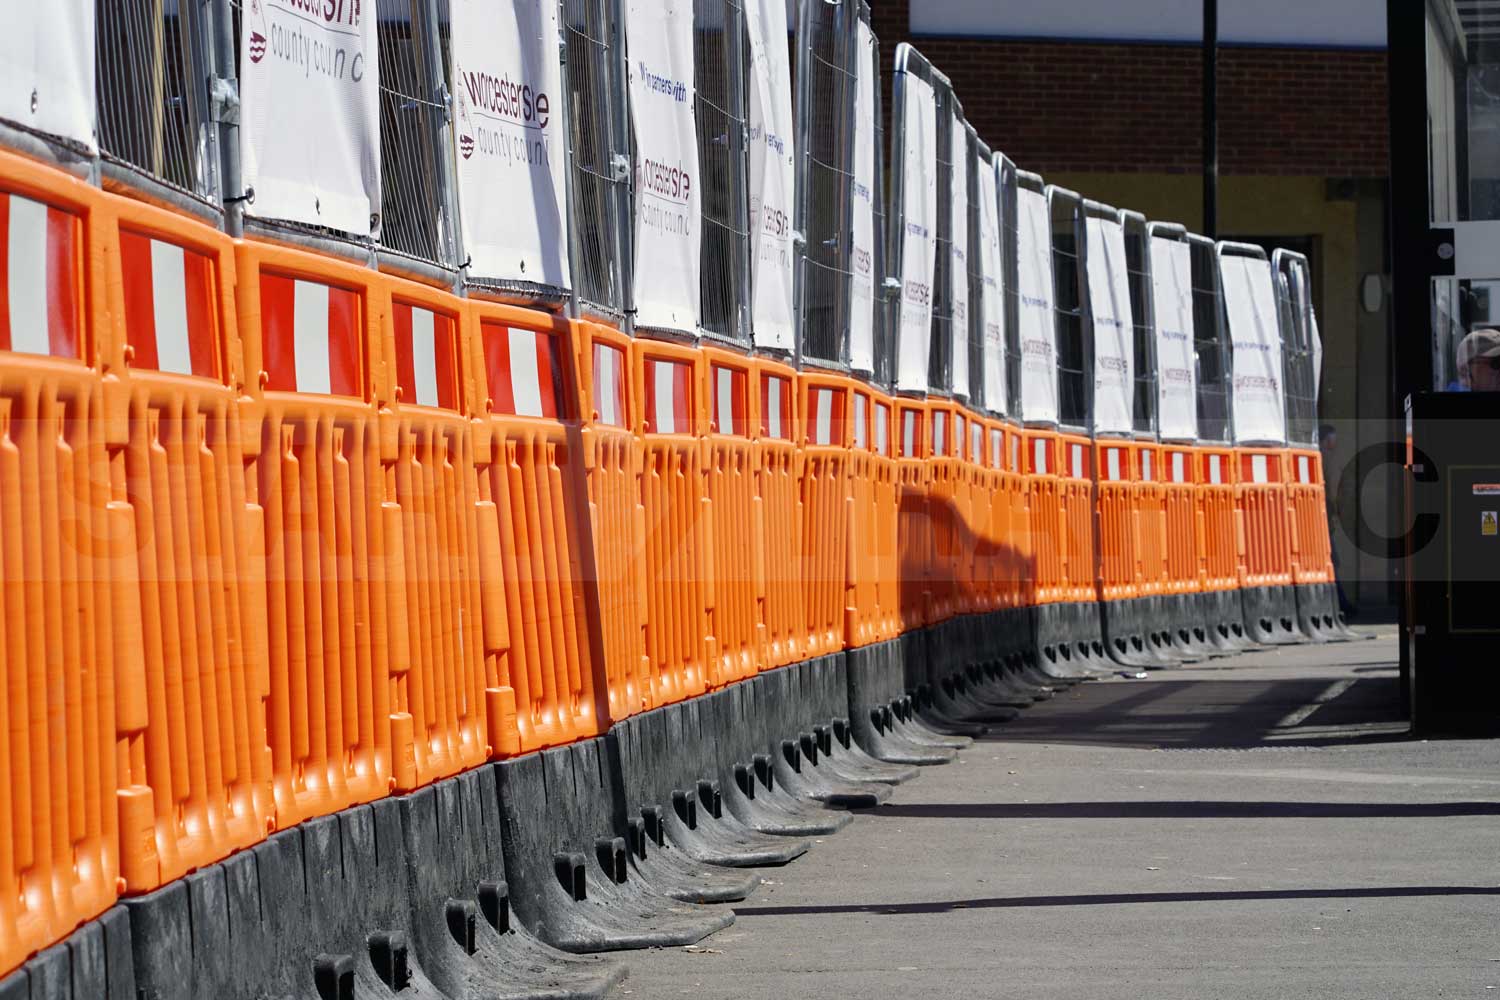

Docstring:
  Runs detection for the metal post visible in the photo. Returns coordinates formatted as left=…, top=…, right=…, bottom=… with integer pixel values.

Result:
left=557, top=10, right=582, bottom=318
left=1202, top=0, right=1218, bottom=238
left=211, top=0, right=243, bottom=236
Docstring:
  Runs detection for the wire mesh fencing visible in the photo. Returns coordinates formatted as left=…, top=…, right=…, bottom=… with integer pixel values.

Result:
left=965, top=137, right=986, bottom=409
left=96, top=0, right=220, bottom=209
left=864, top=12, right=893, bottom=388
left=1276, top=251, right=1320, bottom=446
left=1049, top=188, right=1090, bottom=430
left=1191, top=235, right=1233, bottom=443
left=693, top=0, right=750, bottom=343
left=1001, top=160, right=1023, bottom=416
left=1123, top=212, right=1158, bottom=437
left=926, top=84, right=954, bottom=395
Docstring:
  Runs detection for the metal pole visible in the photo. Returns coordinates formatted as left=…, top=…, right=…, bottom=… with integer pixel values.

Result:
left=211, top=0, right=243, bottom=236
left=1202, top=0, right=1218, bottom=238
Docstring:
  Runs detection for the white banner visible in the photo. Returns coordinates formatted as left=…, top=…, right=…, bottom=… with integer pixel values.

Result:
left=1016, top=185, right=1058, bottom=424
left=1149, top=235, right=1198, bottom=441
left=977, top=155, right=1006, bottom=415
left=848, top=20, right=878, bottom=374
left=627, top=0, right=700, bottom=333
left=240, top=0, right=380, bottom=235
left=1084, top=215, right=1134, bottom=435
left=949, top=116, right=971, bottom=398
left=746, top=0, right=796, bottom=350
left=0, top=3, right=95, bottom=151
left=895, top=73, right=937, bottom=393
left=1222, top=254, right=1287, bottom=444
left=451, top=0, right=569, bottom=289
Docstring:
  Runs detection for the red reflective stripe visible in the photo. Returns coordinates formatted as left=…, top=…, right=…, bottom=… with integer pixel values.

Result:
left=434, top=313, right=459, bottom=411
left=182, top=247, right=216, bottom=378
left=393, top=301, right=417, bottom=404
left=259, top=272, right=297, bottom=391
left=535, top=331, right=559, bottom=419
left=481, top=321, right=514, bottom=415
left=325, top=285, right=361, bottom=397
left=120, top=229, right=159, bottom=371
left=45, top=206, right=79, bottom=359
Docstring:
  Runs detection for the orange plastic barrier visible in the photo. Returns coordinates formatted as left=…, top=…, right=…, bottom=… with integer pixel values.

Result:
left=235, top=241, right=398, bottom=829
left=1025, top=428, right=1065, bottom=607
left=703, top=346, right=764, bottom=685
left=0, top=152, right=122, bottom=973
left=1162, top=444, right=1200, bottom=597
left=1236, top=447, right=1294, bottom=591
left=1287, top=447, right=1333, bottom=585
left=107, top=192, right=273, bottom=892
left=926, top=398, right=966, bottom=622
left=468, top=304, right=609, bottom=752
left=994, top=422, right=1030, bottom=612
left=797, top=370, right=848, bottom=661
left=1134, top=441, right=1170, bottom=601
left=1094, top=438, right=1138, bottom=604
left=967, top=415, right=1001, bottom=613
left=632, top=339, right=711, bottom=703
left=1196, top=445, right=1239, bottom=594
left=869, top=394, right=902, bottom=640
left=577, top=322, right=652, bottom=722
left=894, top=399, right=933, bottom=629
left=845, top=387, right=889, bottom=647
left=1058, top=431, right=1097, bottom=605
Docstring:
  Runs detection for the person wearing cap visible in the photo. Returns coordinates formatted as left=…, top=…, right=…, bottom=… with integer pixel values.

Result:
left=1457, top=328, right=1500, bottom=391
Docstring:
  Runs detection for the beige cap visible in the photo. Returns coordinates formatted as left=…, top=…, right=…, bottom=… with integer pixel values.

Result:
left=1459, top=329, right=1500, bottom=366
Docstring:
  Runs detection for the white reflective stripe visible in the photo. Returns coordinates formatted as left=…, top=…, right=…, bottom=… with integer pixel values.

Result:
left=972, top=423, right=982, bottom=462
left=903, top=411, right=916, bottom=455
left=853, top=397, right=867, bottom=448
left=596, top=346, right=620, bottom=426
left=954, top=415, right=965, bottom=457
left=1107, top=448, right=1120, bottom=482
left=1298, top=455, right=1310, bottom=484
left=990, top=429, right=1001, bottom=468
left=876, top=406, right=888, bottom=454
left=1172, top=452, right=1185, bottom=483
left=1034, top=438, right=1046, bottom=474
left=293, top=279, right=331, bottom=394
left=1210, top=454, right=1222, bottom=484
left=1010, top=434, right=1019, bottom=471
left=1251, top=454, right=1268, bottom=484
left=654, top=360, right=677, bottom=434
left=1072, top=443, right=1083, bottom=479
left=767, top=377, right=783, bottom=439
left=815, top=388, right=833, bottom=445
left=1142, top=450, right=1152, bottom=482
left=7, top=195, right=49, bottom=356
left=717, top=367, right=735, bottom=433
left=409, top=307, right=439, bottom=407
left=149, top=240, right=193, bottom=375
left=509, top=327, right=544, bottom=417
left=933, top=411, right=945, bottom=454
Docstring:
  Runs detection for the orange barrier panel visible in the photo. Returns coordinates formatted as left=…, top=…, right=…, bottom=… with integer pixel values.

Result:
left=869, top=392, right=902, bottom=641
left=0, top=152, right=122, bottom=973
left=1025, top=427, right=1065, bottom=607
left=1197, top=445, right=1239, bottom=594
left=468, top=304, right=610, bottom=752
left=106, top=192, right=273, bottom=892
left=376, top=280, right=492, bottom=785
left=1236, top=447, right=1294, bottom=591
left=995, top=422, right=1030, bottom=612
left=845, top=387, right=885, bottom=647
left=1162, top=444, right=1200, bottom=597
left=894, top=399, right=933, bottom=629
left=926, top=399, right=965, bottom=622
left=1134, top=441, right=1169, bottom=601
left=702, top=347, right=763, bottom=686
left=632, top=339, right=711, bottom=704
left=967, top=415, right=1000, bottom=613
left=1058, top=432, right=1097, bottom=605
left=1287, top=447, right=1333, bottom=585
left=796, top=370, right=849, bottom=662
left=577, top=323, right=651, bottom=723
left=235, top=241, right=396, bottom=829
left=1094, top=439, right=1138, bottom=604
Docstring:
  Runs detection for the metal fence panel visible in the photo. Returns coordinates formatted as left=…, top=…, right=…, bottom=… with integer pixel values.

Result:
left=862, top=8, right=892, bottom=387
left=1189, top=233, right=1233, bottom=443
left=1000, top=157, right=1022, bottom=418
left=1047, top=185, right=1091, bottom=431
left=693, top=0, right=750, bottom=344
left=1274, top=249, right=1320, bottom=446
left=1122, top=210, right=1158, bottom=437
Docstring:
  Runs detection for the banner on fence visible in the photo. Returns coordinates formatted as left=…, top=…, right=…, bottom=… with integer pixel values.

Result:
left=1149, top=235, right=1197, bottom=441
left=1016, top=185, right=1058, bottom=424
left=627, top=0, right=700, bottom=332
left=895, top=72, right=936, bottom=392
left=0, top=3, right=95, bottom=150
left=451, top=0, right=570, bottom=288
left=948, top=117, right=970, bottom=398
left=746, top=0, right=795, bottom=350
left=1222, top=254, right=1287, bottom=444
left=1085, top=215, right=1134, bottom=435
left=978, top=155, right=1005, bottom=415
left=240, top=0, right=381, bottom=234
left=849, top=19, right=878, bottom=374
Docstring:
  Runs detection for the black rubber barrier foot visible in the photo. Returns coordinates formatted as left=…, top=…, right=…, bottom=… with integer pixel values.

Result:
left=1161, top=593, right=1222, bottom=659
left=795, top=657, right=920, bottom=785
left=751, top=670, right=894, bottom=809
left=846, top=641, right=958, bottom=765
left=1035, top=603, right=1119, bottom=679
left=609, top=704, right=810, bottom=868
left=1201, top=590, right=1259, bottom=652
left=494, top=742, right=735, bottom=953
left=0, top=906, right=134, bottom=1000
left=1294, top=583, right=1366, bottom=642
left=891, top=691, right=978, bottom=746
left=1102, top=597, right=1186, bottom=670
left=1241, top=585, right=1309, bottom=645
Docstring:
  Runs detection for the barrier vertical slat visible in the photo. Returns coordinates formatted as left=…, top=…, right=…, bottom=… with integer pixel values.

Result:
left=703, top=347, right=764, bottom=684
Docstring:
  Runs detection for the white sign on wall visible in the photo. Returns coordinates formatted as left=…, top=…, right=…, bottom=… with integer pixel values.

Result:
left=977, top=155, right=1006, bottom=415
left=746, top=0, right=796, bottom=351
left=451, top=0, right=569, bottom=289
left=0, top=3, right=95, bottom=151
left=849, top=19, right=878, bottom=373
left=1149, top=235, right=1198, bottom=441
left=895, top=73, right=937, bottom=393
left=240, top=0, right=380, bottom=235
left=1084, top=214, right=1135, bottom=435
left=1222, top=253, right=1287, bottom=444
left=1016, top=185, right=1058, bottom=424
left=627, top=0, right=700, bottom=333
left=949, top=116, right=971, bottom=398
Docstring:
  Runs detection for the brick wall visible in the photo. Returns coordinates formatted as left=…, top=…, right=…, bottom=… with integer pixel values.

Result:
left=869, top=2, right=1388, bottom=178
